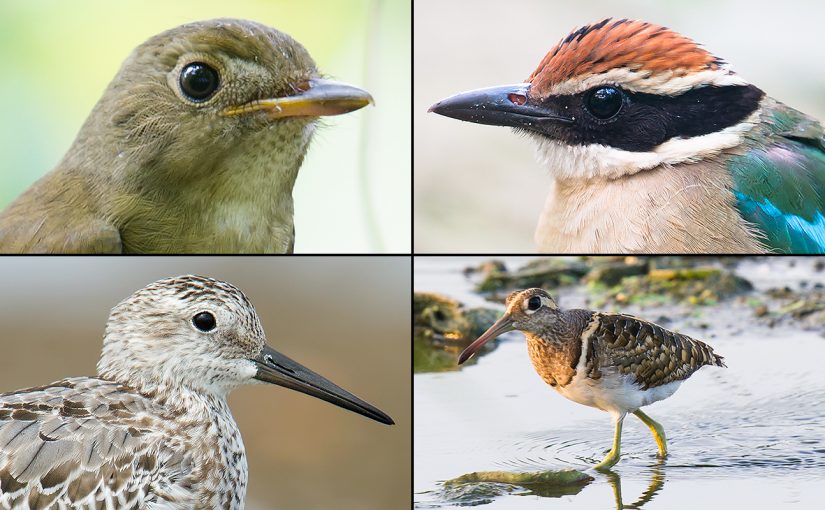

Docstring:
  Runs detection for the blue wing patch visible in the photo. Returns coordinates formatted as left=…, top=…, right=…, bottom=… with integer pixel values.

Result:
left=729, top=109, right=825, bottom=254
left=735, top=192, right=825, bottom=253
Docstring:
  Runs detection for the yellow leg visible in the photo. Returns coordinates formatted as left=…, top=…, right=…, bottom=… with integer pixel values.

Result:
left=594, top=413, right=624, bottom=472
left=633, top=409, right=667, bottom=457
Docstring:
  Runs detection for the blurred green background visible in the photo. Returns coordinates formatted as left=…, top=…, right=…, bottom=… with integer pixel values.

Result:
left=0, top=256, right=410, bottom=510
left=0, top=0, right=411, bottom=253
left=415, top=0, right=825, bottom=252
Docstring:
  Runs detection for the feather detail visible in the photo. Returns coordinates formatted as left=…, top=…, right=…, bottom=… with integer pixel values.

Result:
left=528, top=18, right=734, bottom=96
left=0, top=377, right=247, bottom=510
left=588, top=314, right=725, bottom=390
left=731, top=99, right=825, bottom=253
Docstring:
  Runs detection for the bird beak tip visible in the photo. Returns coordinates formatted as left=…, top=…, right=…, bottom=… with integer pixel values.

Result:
left=457, top=315, right=515, bottom=365
left=252, top=345, right=393, bottom=426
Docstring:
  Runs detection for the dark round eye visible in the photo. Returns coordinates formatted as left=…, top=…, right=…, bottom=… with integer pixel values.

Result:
left=527, top=296, right=542, bottom=311
left=192, top=311, right=216, bottom=332
left=585, top=86, right=623, bottom=120
left=179, top=63, right=220, bottom=102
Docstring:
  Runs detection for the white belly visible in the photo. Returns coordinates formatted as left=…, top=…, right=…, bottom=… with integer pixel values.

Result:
left=555, top=371, right=683, bottom=415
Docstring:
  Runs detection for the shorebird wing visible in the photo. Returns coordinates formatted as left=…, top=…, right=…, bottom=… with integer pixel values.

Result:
left=0, top=377, right=193, bottom=508
left=585, top=313, right=725, bottom=390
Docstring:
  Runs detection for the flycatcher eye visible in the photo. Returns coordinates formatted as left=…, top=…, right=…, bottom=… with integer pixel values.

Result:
left=180, top=62, right=220, bottom=102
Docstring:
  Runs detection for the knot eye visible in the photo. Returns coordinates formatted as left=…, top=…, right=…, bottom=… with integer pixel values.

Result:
left=527, top=296, right=542, bottom=311
left=192, top=311, right=216, bottom=332
left=585, top=86, right=623, bottom=120
left=179, top=63, right=220, bottom=102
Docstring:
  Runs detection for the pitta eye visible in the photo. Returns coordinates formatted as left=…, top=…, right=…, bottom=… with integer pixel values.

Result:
left=585, top=86, right=623, bottom=120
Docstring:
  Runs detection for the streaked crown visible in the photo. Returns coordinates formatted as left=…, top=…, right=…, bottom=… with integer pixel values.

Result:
left=528, top=18, right=745, bottom=96
left=99, top=275, right=266, bottom=393
left=505, top=288, right=558, bottom=315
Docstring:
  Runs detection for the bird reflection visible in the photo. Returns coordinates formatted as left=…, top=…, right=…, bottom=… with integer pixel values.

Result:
left=439, top=461, right=666, bottom=508
left=604, top=460, right=666, bottom=509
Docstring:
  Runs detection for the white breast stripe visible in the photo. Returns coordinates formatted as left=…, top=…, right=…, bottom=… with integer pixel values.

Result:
left=576, top=314, right=601, bottom=374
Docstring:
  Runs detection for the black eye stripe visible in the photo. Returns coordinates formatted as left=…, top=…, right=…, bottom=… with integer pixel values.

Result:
left=521, top=84, right=763, bottom=152
left=585, top=86, right=623, bottom=120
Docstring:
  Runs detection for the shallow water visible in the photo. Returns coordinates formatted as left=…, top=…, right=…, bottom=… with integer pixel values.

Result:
left=414, top=257, right=825, bottom=509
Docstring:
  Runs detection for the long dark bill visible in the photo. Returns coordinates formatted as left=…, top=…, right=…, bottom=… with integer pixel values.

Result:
left=428, top=83, right=573, bottom=128
left=253, top=344, right=394, bottom=425
left=457, top=314, right=516, bottom=365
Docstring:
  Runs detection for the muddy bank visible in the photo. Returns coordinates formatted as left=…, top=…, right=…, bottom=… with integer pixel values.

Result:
left=416, top=256, right=825, bottom=374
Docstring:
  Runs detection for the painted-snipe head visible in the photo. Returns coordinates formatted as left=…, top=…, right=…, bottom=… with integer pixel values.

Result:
left=458, top=288, right=560, bottom=364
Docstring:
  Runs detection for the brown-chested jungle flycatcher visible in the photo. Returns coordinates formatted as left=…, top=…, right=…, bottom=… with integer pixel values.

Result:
left=0, top=18, right=372, bottom=253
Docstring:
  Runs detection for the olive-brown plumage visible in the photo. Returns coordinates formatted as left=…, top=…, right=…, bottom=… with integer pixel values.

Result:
left=0, top=19, right=372, bottom=253
left=459, top=288, right=725, bottom=471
